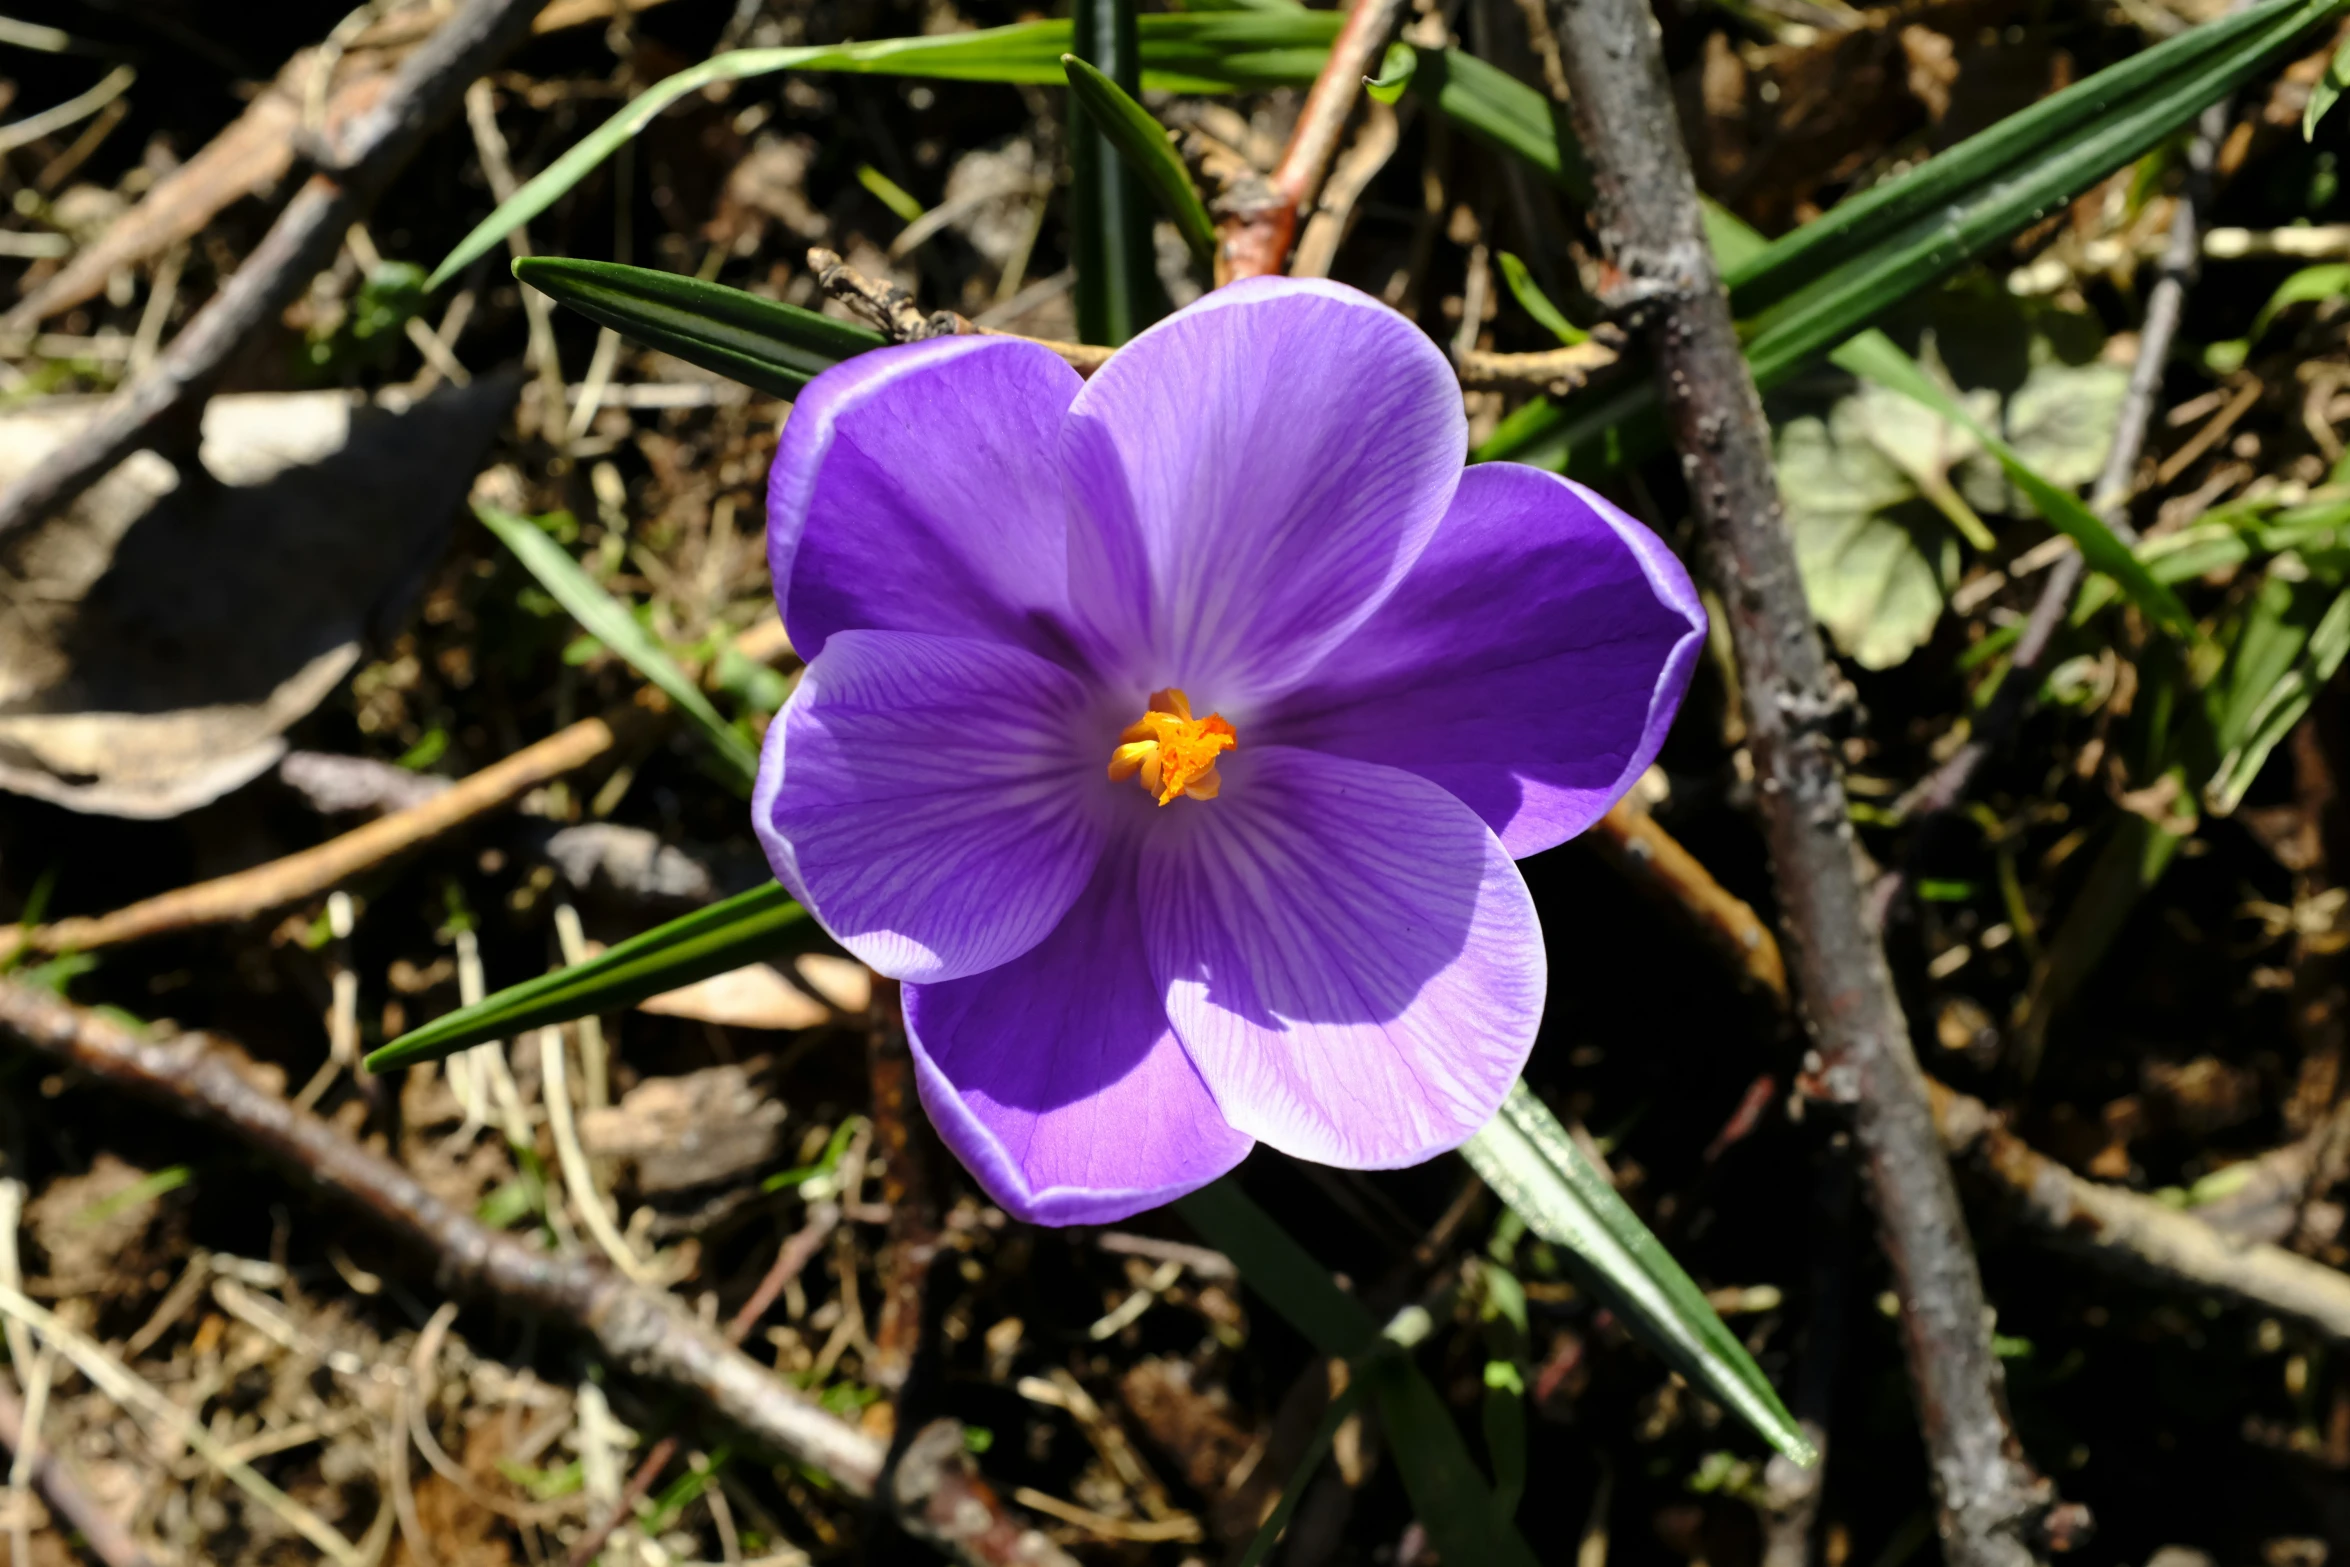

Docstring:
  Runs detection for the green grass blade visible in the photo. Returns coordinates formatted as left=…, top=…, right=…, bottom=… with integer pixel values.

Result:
left=366, top=884, right=825, bottom=1070
left=1496, top=251, right=1584, bottom=344
left=1177, top=1180, right=1540, bottom=1567
left=1069, top=0, right=1162, bottom=345
left=1735, top=0, right=2332, bottom=319
left=1460, top=1083, right=1816, bottom=1467
left=474, top=502, right=761, bottom=791
left=427, top=13, right=1341, bottom=293
left=514, top=257, right=884, bottom=398
left=1062, top=54, right=1217, bottom=267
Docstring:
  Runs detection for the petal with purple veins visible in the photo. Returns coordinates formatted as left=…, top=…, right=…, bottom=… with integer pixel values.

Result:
left=1271, top=464, right=1705, bottom=858
left=754, top=628, right=1108, bottom=983
left=769, top=336, right=1084, bottom=663
left=1059, top=277, right=1467, bottom=708
left=1141, top=745, right=1543, bottom=1169
left=905, top=848, right=1253, bottom=1225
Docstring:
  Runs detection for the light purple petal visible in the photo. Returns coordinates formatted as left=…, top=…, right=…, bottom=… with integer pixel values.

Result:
left=769, top=336, right=1084, bottom=663
left=1140, top=745, right=1543, bottom=1168
left=753, top=629, right=1109, bottom=983
left=1059, top=277, right=1467, bottom=709
left=904, top=848, right=1253, bottom=1225
left=1270, top=465, right=1704, bottom=858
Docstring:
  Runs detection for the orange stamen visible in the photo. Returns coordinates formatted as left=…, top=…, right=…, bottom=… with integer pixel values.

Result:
left=1104, top=686, right=1236, bottom=805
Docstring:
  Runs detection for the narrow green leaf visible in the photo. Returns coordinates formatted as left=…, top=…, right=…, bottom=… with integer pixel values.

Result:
left=1234, top=1375, right=1369, bottom=1567
left=366, top=883, right=825, bottom=1070
left=1177, top=1181, right=1540, bottom=1567
left=855, top=162, right=927, bottom=223
left=1835, top=333, right=2194, bottom=637
left=1496, top=251, right=1585, bottom=344
left=1365, top=40, right=1415, bottom=103
left=1404, top=46, right=1592, bottom=203
left=1733, top=0, right=2335, bottom=320
left=1460, top=1083, right=1816, bottom=1467
left=1069, top=0, right=1163, bottom=345
left=1062, top=54, right=1217, bottom=266
left=426, top=12, right=1343, bottom=292
left=2308, top=29, right=2350, bottom=137
left=475, top=502, right=762, bottom=790
left=515, top=257, right=884, bottom=398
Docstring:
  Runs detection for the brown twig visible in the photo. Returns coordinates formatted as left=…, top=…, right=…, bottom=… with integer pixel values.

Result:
left=864, top=978, right=942, bottom=1394
left=0, top=981, right=1076, bottom=1567
left=1541, top=0, right=2055, bottom=1557
left=1585, top=800, right=1787, bottom=1003
left=806, top=246, right=1112, bottom=372
left=1290, top=98, right=1404, bottom=279
left=565, top=1202, right=843, bottom=1567
left=1216, top=0, right=1411, bottom=282
left=1452, top=330, right=1626, bottom=397
left=0, top=1372, right=159, bottom=1567
left=0, top=708, right=648, bottom=963
left=0, top=0, right=545, bottom=544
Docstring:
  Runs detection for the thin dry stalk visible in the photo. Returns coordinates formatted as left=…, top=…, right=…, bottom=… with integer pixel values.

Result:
left=1453, top=331, right=1626, bottom=396
left=1540, top=0, right=2055, bottom=1550
left=1217, top=0, right=1411, bottom=281
left=0, top=1373, right=158, bottom=1567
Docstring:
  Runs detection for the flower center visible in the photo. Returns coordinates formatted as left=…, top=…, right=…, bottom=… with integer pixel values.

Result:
left=1106, top=687, right=1236, bottom=805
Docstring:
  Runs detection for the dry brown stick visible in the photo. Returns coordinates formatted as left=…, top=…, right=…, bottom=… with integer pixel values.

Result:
left=565, top=1202, right=843, bottom=1567
left=0, top=1372, right=158, bottom=1567
left=1542, top=0, right=2054, bottom=1558
left=0, top=707, right=649, bottom=963
left=0, top=982, right=1076, bottom=1567
left=1216, top=0, right=1411, bottom=282
left=1453, top=330, right=1625, bottom=396
left=1586, top=799, right=1786, bottom=1003
left=0, top=0, right=544, bottom=544
left=805, top=247, right=1112, bottom=373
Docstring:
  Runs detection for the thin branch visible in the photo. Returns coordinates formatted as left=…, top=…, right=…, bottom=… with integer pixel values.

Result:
left=1540, top=0, right=2055, bottom=1556
left=0, top=0, right=545, bottom=543
left=0, top=981, right=1078, bottom=1567
left=1453, top=330, right=1625, bottom=396
left=1216, top=0, right=1411, bottom=282
left=806, top=247, right=1110, bottom=371
left=0, top=708, right=648, bottom=962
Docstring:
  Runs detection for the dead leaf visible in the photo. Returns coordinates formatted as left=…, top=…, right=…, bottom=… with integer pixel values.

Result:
left=0, top=376, right=515, bottom=817
left=577, top=1063, right=786, bottom=1193
left=636, top=951, right=868, bottom=1030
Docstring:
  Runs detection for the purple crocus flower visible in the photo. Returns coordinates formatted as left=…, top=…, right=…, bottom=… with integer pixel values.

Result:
left=754, top=277, right=1704, bottom=1225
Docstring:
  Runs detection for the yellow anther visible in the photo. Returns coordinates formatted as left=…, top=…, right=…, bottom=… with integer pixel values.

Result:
left=1104, top=686, right=1236, bottom=805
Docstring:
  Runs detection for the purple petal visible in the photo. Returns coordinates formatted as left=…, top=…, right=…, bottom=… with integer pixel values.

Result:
left=905, top=848, right=1253, bottom=1225
left=769, top=336, right=1083, bottom=663
left=1059, top=277, right=1466, bottom=708
left=1270, top=465, right=1705, bottom=858
left=1139, top=745, right=1543, bottom=1168
left=753, top=629, right=1109, bottom=983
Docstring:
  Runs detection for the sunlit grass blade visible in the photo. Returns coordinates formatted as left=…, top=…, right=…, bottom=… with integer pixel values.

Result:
left=1063, top=54, right=1217, bottom=267
left=366, top=883, right=825, bottom=1070
left=1497, top=251, right=1585, bottom=344
left=1069, top=0, right=1162, bottom=344
left=474, top=502, right=761, bottom=791
left=1734, top=0, right=2338, bottom=320
left=514, top=257, right=883, bottom=398
left=1460, top=1083, right=1816, bottom=1467
left=426, top=12, right=1341, bottom=291
left=1177, top=1180, right=1540, bottom=1567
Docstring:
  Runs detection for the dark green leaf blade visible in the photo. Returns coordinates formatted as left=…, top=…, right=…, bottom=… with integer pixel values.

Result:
left=1062, top=54, right=1217, bottom=267
left=514, top=257, right=884, bottom=399
left=1069, top=0, right=1164, bottom=345
left=366, top=884, right=827, bottom=1070
left=1177, top=1180, right=1540, bottom=1567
